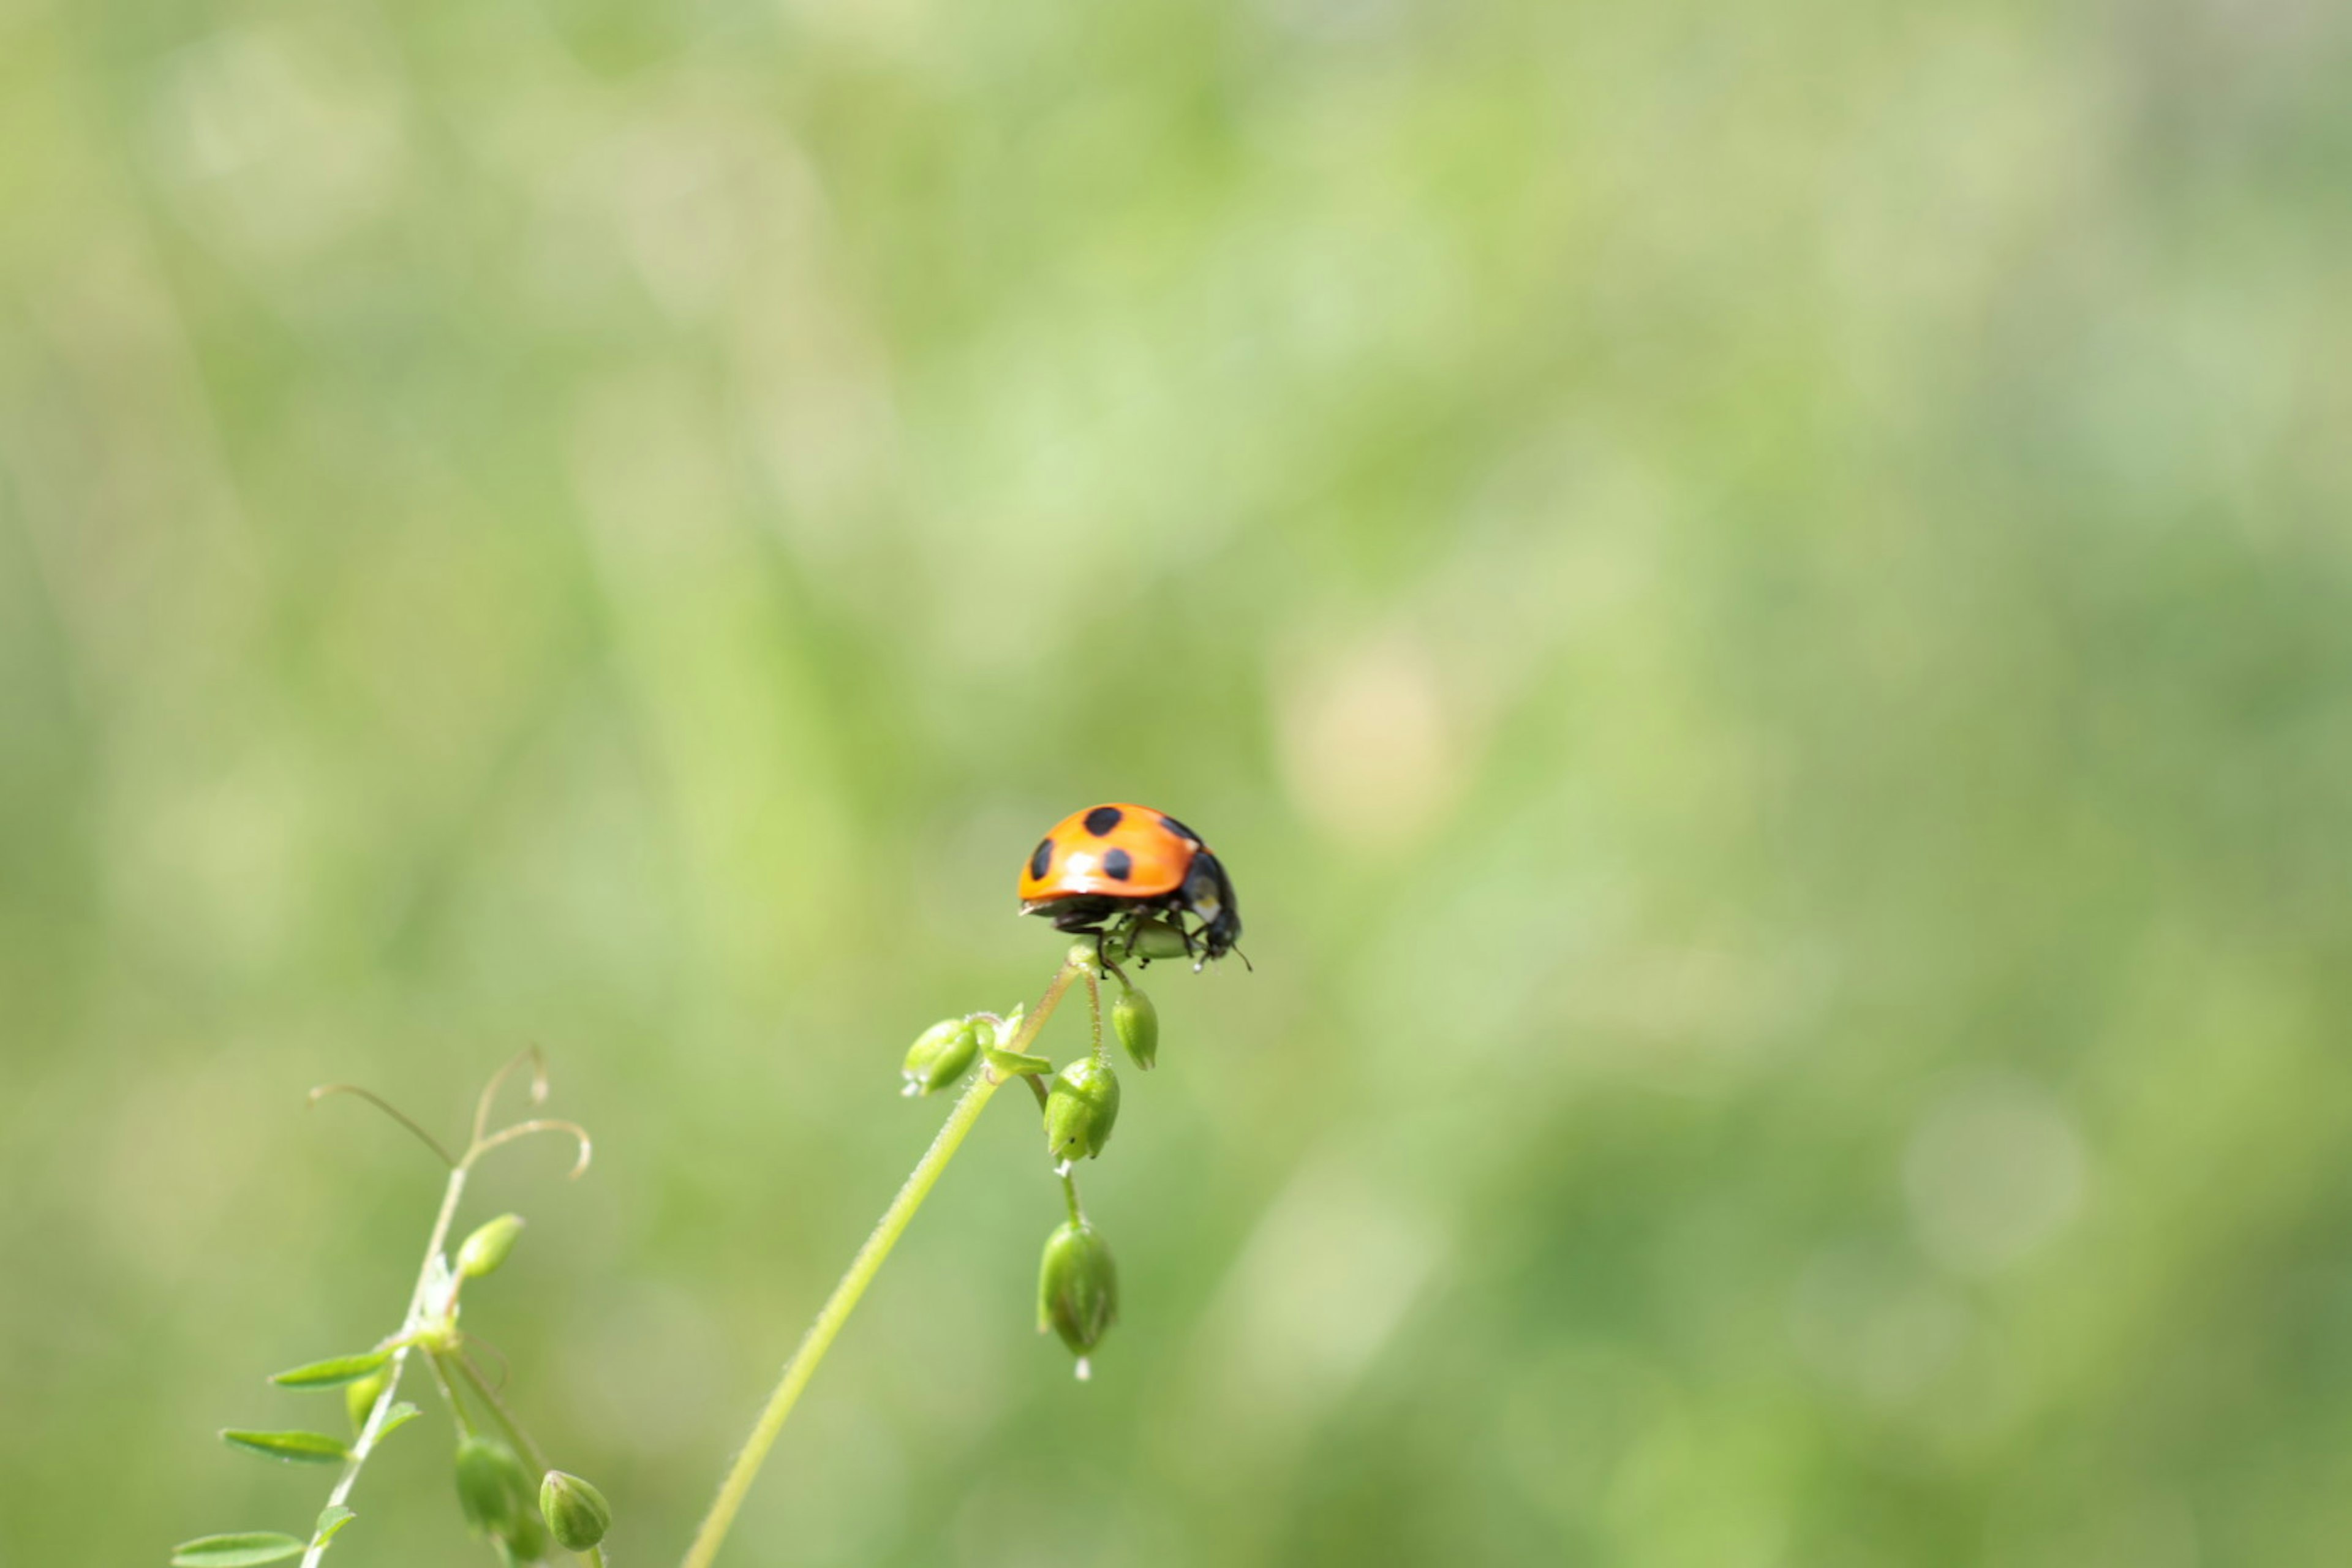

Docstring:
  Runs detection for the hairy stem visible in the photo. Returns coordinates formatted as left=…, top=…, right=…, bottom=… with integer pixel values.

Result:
left=300, top=1165, right=469, bottom=1568
left=1084, top=970, right=1103, bottom=1063
left=680, top=961, right=1084, bottom=1568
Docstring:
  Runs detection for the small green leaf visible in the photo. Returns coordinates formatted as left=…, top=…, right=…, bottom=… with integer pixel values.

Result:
left=169, top=1532, right=307, bottom=1566
left=373, top=1401, right=420, bottom=1439
left=221, top=1428, right=350, bottom=1464
left=268, top=1350, right=391, bottom=1389
left=312, top=1504, right=355, bottom=1548
left=984, top=1044, right=1053, bottom=1076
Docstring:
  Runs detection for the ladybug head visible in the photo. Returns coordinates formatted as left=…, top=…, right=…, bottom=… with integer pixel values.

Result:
left=1180, top=851, right=1242, bottom=961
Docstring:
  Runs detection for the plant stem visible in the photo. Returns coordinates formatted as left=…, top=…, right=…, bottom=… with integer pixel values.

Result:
left=300, top=1164, right=470, bottom=1568
left=1084, top=970, right=1103, bottom=1063
left=424, top=1348, right=474, bottom=1436
left=449, top=1349, right=549, bottom=1475
left=680, top=962, right=1084, bottom=1568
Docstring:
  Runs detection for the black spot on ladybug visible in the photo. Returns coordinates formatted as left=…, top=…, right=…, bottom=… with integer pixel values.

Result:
left=1158, top=813, right=1200, bottom=844
left=1029, top=839, right=1054, bottom=881
left=1102, top=848, right=1134, bottom=881
left=1084, top=805, right=1124, bottom=836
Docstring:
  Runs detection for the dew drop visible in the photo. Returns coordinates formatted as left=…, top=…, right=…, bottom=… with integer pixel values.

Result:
left=1074, top=1357, right=1091, bottom=1382
left=1054, top=1159, right=1074, bottom=1179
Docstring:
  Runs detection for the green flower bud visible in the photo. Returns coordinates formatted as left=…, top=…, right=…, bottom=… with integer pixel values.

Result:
left=539, top=1469, right=612, bottom=1551
left=1043, top=1058, right=1120, bottom=1163
left=1121, top=919, right=1190, bottom=963
left=501, top=1504, right=551, bottom=1564
left=902, top=1017, right=981, bottom=1097
left=453, top=1435, right=533, bottom=1539
left=1038, top=1219, right=1118, bottom=1368
left=1112, top=985, right=1158, bottom=1071
left=456, top=1213, right=526, bottom=1280
left=345, top=1370, right=390, bottom=1434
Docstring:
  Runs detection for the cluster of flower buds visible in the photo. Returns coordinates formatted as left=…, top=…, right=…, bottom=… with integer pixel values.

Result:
left=900, top=937, right=1188, bottom=1381
left=1032, top=938, right=1180, bottom=1376
left=450, top=1441, right=612, bottom=1562
left=176, top=1055, right=610, bottom=1568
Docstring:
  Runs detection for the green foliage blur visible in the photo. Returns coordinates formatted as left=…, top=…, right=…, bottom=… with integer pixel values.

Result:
left=4, top=0, right=2350, bottom=1563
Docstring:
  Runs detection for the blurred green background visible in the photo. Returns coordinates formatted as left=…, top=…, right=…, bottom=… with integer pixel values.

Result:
left=4, top=0, right=2351, bottom=1562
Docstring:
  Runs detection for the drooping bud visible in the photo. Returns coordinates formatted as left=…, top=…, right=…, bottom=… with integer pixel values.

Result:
left=345, top=1370, right=390, bottom=1434
left=1121, top=919, right=1190, bottom=963
left=453, top=1435, right=532, bottom=1539
left=502, top=1503, right=551, bottom=1564
left=1038, top=1219, right=1118, bottom=1363
left=902, top=1018, right=980, bottom=1097
left=1111, top=985, right=1158, bottom=1071
left=539, top=1469, right=612, bottom=1551
left=456, top=1214, right=526, bottom=1280
left=1043, top=1058, right=1120, bottom=1163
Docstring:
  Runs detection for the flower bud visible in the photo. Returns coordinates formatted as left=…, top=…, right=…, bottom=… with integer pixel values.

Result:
left=456, top=1214, right=526, bottom=1280
left=1111, top=985, right=1158, bottom=1071
left=1037, top=1219, right=1118, bottom=1361
left=453, top=1435, right=532, bottom=1539
left=902, top=1018, right=979, bottom=1097
left=1121, top=919, right=1190, bottom=963
left=345, top=1370, right=390, bottom=1434
left=502, top=1504, right=551, bottom=1564
left=1042, top=1058, right=1120, bottom=1163
left=539, top=1469, right=612, bottom=1551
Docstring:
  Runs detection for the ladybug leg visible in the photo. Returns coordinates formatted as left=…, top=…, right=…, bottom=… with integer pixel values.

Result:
left=1095, top=911, right=1139, bottom=984
left=1098, top=914, right=1135, bottom=986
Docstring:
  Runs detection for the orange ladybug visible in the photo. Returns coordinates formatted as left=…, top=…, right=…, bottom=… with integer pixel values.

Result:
left=1019, top=803, right=1242, bottom=965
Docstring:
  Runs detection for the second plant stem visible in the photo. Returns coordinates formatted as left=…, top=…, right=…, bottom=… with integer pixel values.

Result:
left=679, top=959, right=1087, bottom=1568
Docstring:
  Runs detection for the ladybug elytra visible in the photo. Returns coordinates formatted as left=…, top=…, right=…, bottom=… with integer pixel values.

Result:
left=1019, top=802, right=1242, bottom=966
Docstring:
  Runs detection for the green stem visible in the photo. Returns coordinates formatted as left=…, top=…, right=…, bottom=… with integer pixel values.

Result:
left=448, top=1351, right=546, bottom=1474
left=300, top=1165, right=470, bottom=1568
left=1084, top=970, right=1104, bottom=1063
left=423, top=1349, right=475, bottom=1437
left=680, top=961, right=1084, bottom=1568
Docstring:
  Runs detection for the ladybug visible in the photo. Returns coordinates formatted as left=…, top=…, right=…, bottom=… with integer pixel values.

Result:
left=1019, top=802, right=1243, bottom=967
